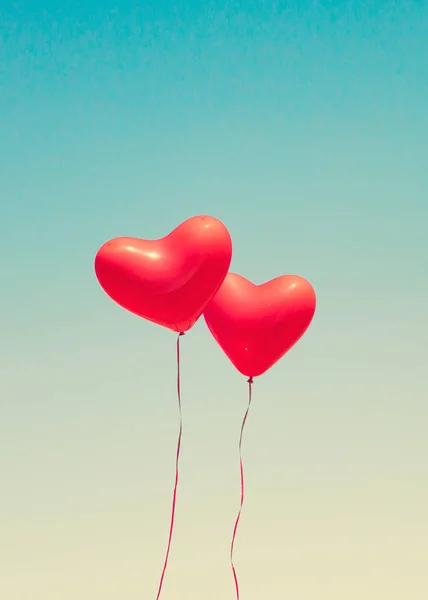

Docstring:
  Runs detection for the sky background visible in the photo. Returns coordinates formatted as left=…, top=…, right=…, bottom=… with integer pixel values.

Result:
left=1, top=1, right=427, bottom=598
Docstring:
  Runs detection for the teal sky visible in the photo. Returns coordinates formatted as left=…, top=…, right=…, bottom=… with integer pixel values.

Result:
left=1, top=2, right=427, bottom=599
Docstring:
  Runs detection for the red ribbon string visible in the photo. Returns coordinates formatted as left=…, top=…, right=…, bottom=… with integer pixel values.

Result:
left=230, top=376, right=253, bottom=600
left=155, top=331, right=185, bottom=600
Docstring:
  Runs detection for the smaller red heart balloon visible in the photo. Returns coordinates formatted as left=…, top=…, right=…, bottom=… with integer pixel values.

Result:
left=203, top=273, right=316, bottom=377
left=95, top=216, right=232, bottom=333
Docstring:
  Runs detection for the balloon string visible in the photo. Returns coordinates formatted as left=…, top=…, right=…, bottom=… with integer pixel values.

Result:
left=155, top=331, right=185, bottom=600
left=230, top=376, right=253, bottom=600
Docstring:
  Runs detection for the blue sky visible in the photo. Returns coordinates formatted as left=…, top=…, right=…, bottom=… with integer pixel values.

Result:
left=1, top=2, right=427, bottom=599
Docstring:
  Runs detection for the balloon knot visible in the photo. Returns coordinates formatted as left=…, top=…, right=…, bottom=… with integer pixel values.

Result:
left=247, top=377, right=254, bottom=384
left=179, top=332, right=185, bottom=337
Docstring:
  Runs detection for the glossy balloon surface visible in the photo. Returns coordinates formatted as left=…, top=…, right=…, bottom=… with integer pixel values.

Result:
left=204, top=273, right=316, bottom=377
left=95, top=215, right=232, bottom=332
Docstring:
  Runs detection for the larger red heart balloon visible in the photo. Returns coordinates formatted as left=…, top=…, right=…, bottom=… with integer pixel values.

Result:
left=203, top=273, right=316, bottom=377
left=95, top=216, right=232, bottom=333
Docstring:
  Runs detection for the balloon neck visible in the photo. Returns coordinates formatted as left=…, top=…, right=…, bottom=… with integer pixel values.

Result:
left=178, top=331, right=185, bottom=337
left=247, top=377, right=254, bottom=384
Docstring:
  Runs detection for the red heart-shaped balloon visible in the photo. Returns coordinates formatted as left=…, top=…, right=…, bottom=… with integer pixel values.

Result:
left=95, top=216, right=232, bottom=333
left=203, top=273, right=316, bottom=377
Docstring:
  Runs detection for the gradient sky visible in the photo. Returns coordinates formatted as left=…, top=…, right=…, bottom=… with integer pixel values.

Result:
left=1, top=1, right=427, bottom=599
